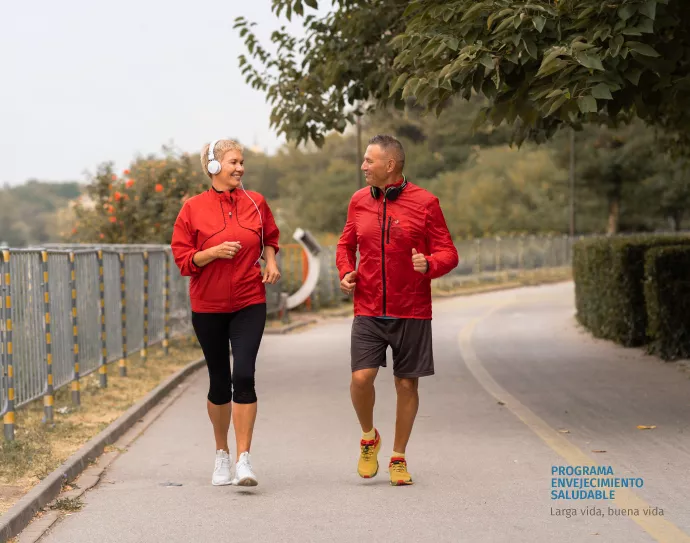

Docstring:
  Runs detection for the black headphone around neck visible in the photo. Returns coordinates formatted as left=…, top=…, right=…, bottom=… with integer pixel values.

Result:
left=370, top=175, right=408, bottom=201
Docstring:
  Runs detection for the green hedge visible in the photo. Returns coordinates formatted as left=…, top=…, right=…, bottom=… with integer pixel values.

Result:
left=573, top=234, right=690, bottom=347
left=644, top=245, right=690, bottom=360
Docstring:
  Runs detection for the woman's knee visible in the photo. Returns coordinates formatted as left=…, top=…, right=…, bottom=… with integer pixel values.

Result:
left=232, top=374, right=256, bottom=404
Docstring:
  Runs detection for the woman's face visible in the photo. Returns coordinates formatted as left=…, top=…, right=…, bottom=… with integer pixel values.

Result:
left=214, top=150, right=244, bottom=190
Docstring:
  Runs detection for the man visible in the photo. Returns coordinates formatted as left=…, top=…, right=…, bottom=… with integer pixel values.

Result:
left=336, top=134, right=459, bottom=486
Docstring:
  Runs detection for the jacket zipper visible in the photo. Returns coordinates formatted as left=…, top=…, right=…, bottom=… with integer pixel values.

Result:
left=221, top=198, right=234, bottom=308
left=381, top=198, right=387, bottom=316
left=386, top=216, right=392, bottom=244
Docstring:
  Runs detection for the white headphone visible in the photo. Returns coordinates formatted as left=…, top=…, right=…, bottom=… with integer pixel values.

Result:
left=207, top=139, right=222, bottom=175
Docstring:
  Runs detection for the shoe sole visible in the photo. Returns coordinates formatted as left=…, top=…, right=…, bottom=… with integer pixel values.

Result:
left=212, top=480, right=233, bottom=486
left=390, top=480, right=414, bottom=486
left=235, top=476, right=258, bottom=487
left=358, top=462, right=379, bottom=478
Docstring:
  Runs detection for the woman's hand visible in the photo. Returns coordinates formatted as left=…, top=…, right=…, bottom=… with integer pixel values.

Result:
left=262, top=259, right=281, bottom=284
left=212, top=241, right=242, bottom=259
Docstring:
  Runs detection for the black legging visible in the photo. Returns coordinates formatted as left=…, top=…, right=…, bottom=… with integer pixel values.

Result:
left=191, top=303, right=267, bottom=405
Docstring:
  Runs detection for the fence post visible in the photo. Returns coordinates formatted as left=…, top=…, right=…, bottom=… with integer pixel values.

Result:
left=474, top=240, right=481, bottom=275
left=327, top=248, right=337, bottom=307
left=280, top=293, right=290, bottom=325
left=163, top=251, right=170, bottom=356
left=98, top=250, right=108, bottom=388
left=41, top=251, right=54, bottom=424
left=2, top=250, right=14, bottom=441
left=119, top=252, right=127, bottom=377
left=70, top=252, right=80, bottom=406
left=495, top=236, right=501, bottom=272
left=141, top=251, right=149, bottom=363
left=518, top=236, right=525, bottom=270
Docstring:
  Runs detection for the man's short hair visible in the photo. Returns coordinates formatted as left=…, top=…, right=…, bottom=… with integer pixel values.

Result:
left=368, top=134, right=405, bottom=171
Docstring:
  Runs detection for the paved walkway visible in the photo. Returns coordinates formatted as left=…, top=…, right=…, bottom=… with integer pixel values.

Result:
left=33, top=283, right=690, bottom=542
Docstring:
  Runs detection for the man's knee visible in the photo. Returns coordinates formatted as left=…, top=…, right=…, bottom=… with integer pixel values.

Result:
left=351, top=368, right=377, bottom=389
left=394, top=376, right=419, bottom=394
left=233, top=375, right=257, bottom=404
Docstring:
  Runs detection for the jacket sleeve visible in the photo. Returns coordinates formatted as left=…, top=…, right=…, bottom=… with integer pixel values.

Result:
left=261, top=198, right=280, bottom=255
left=336, top=195, right=358, bottom=280
left=424, top=197, right=459, bottom=280
left=171, top=202, right=202, bottom=277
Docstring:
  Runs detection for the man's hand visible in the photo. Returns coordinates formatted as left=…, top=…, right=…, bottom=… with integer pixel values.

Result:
left=340, top=271, right=357, bottom=295
left=212, top=241, right=242, bottom=259
left=412, top=248, right=429, bottom=274
left=262, top=260, right=281, bottom=284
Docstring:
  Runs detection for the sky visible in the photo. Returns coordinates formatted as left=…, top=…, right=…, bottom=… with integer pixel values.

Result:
left=0, top=0, right=329, bottom=186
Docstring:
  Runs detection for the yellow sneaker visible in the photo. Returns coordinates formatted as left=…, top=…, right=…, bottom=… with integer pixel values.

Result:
left=357, top=429, right=381, bottom=478
left=389, top=456, right=413, bottom=486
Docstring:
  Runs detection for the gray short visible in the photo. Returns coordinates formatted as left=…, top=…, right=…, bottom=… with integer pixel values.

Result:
left=350, top=316, right=434, bottom=378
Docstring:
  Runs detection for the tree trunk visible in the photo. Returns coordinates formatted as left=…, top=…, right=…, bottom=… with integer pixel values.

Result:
left=607, top=196, right=620, bottom=234
left=673, top=211, right=683, bottom=232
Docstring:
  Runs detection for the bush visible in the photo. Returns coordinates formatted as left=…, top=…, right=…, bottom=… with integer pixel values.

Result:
left=644, top=245, right=690, bottom=360
left=573, top=234, right=690, bottom=346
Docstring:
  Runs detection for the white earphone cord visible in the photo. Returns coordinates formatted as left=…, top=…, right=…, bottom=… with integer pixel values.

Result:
left=240, top=181, right=264, bottom=264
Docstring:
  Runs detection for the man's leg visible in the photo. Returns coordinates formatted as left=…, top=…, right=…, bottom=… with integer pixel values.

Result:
left=350, top=368, right=379, bottom=433
left=392, top=376, right=419, bottom=454
left=350, top=317, right=387, bottom=478
left=388, top=318, right=434, bottom=486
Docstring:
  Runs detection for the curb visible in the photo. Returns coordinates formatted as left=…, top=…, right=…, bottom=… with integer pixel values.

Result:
left=0, top=357, right=206, bottom=543
left=432, top=278, right=572, bottom=298
left=264, top=318, right=319, bottom=335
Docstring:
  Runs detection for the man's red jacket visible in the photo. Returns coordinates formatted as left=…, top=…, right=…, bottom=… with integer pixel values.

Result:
left=171, top=188, right=280, bottom=313
left=336, top=181, right=458, bottom=319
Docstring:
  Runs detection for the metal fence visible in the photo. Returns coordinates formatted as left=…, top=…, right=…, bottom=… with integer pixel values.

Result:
left=278, top=234, right=574, bottom=310
left=0, top=246, right=189, bottom=440
left=1, top=235, right=571, bottom=441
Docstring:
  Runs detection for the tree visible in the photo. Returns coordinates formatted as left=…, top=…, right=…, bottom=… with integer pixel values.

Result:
left=236, top=0, right=690, bottom=152
left=70, top=147, right=209, bottom=245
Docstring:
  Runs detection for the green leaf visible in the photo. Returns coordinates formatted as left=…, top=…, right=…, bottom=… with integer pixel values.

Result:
left=576, top=53, right=605, bottom=71
left=578, top=95, right=598, bottom=113
left=461, top=2, right=486, bottom=21
left=532, top=15, right=546, bottom=33
left=537, top=47, right=565, bottom=74
left=536, top=58, right=568, bottom=78
left=571, top=41, right=595, bottom=51
left=626, top=41, right=660, bottom=57
left=389, top=73, right=409, bottom=97
left=546, top=94, right=568, bottom=117
left=446, top=37, right=459, bottom=51
left=618, top=4, right=637, bottom=21
left=625, top=69, right=643, bottom=86
left=639, top=0, right=657, bottom=20
left=480, top=53, right=494, bottom=69
left=636, top=18, right=655, bottom=34
left=591, top=83, right=613, bottom=100
left=523, top=38, right=538, bottom=59
left=493, top=16, right=515, bottom=33
left=578, top=7, right=595, bottom=20
left=546, top=89, right=565, bottom=99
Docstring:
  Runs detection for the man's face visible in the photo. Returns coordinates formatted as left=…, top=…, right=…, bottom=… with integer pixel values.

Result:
left=361, top=144, right=391, bottom=187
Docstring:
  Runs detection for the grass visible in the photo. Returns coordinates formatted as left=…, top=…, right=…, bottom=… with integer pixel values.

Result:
left=0, top=335, right=202, bottom=516
left=50, top=496, right=83, bottom=512
left=431, top=266, right=572, bottom=296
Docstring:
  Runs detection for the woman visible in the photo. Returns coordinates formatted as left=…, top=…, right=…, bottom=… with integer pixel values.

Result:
left=171, top=139, right=281, bottom=487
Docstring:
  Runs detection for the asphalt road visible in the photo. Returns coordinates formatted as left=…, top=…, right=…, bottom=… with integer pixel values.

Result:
left=35, top=283, right=690, bottom=542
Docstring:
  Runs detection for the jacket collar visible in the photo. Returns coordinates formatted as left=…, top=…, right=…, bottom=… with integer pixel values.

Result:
left=208, top=186, right=237, bottom=201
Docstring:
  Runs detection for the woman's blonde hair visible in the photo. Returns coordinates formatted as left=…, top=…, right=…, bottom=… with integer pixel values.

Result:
left=200, top=139, right=244, bottom=179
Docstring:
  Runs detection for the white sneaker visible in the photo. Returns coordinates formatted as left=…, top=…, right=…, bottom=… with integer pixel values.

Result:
left=212, top=450, right=233, bottom=486
left=232, top=452, right=258, bottom=487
